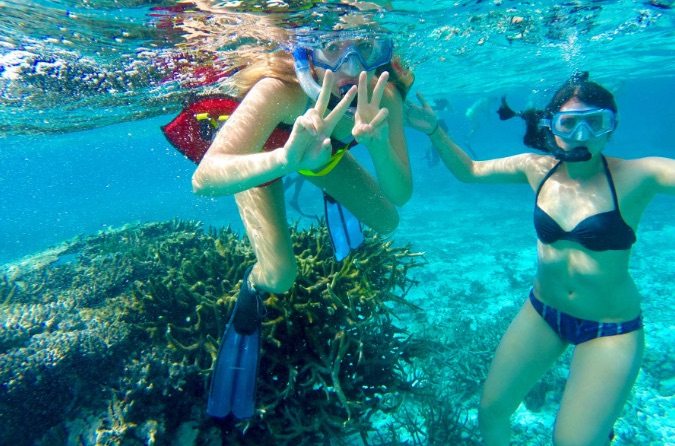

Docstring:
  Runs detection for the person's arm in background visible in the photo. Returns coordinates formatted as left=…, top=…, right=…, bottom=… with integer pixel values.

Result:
left=405, top=91, right=533, bottom=185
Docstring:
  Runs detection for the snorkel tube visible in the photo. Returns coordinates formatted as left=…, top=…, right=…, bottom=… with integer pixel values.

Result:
left=292, top=46, right=321, bottom=103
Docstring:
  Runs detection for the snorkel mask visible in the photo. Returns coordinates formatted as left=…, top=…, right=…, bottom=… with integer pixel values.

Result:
left=540, top=109, right=616, bottom=141
left=292, top=31, right=394, bottom=105
left=538, top=109, right=615, bottom=162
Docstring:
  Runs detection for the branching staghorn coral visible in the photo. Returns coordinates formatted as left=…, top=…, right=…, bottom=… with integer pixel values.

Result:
left=1, top=219, right=431, bottom=445
left=130, top=220, right=427, bottom=443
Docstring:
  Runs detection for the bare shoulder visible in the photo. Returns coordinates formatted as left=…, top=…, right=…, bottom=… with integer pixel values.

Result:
left=515, top=152, right=554, bottom=175
left=242, top=77, right=308, bottom=123
left=206, top=78, right=306, bottom=155
left=607, top=155, right=669, bottom=177
left=520, top=153, right=557, bottom=188
left=607, top=155, right=675, bottom=195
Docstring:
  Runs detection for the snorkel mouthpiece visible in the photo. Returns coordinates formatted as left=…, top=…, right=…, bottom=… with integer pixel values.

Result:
left=542, top=124, right=591, bottom=162
left=338, top=84, right=353, bottom=96
left=554, top=146, right=591, bottom=162
left=338, top=84, right=358, bottom=109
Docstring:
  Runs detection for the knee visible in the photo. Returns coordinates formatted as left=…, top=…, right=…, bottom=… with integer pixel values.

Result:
left=370, top=207, right=400, bottom=235
left=552, top=427, right=613, bottom=446
left=478, top=393, right=515, bottom=427
left=255, top=260, right=298, bottom=294
left=552, top=429, right=579, bottom=446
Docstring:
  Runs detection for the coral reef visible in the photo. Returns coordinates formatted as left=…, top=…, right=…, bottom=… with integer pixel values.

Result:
left=0, top=219, right=428, bottom=445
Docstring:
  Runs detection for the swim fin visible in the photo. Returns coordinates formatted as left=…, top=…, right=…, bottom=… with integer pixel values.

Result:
left=324, top=193, right=365, bottom=262
left=497, top=96, right=517, bottom=121
left=207, top=267, right=264, bottom=420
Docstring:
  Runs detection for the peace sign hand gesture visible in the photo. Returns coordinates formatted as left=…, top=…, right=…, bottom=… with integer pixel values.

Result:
left=285, top=71, right=356, bottom=173
left=352, top=71, right=390, bottom=146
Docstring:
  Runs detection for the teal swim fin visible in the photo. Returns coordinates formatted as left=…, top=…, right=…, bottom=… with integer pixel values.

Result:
left=324, top=193, right=365, bottom=261
left=207, top=267, right=264, bottom=419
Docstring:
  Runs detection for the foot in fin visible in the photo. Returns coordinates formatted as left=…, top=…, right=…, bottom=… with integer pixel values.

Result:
left=497, top=96, right=518, bottom=121
left=207, top=266, right=265, bottom=419
left=324, top=193, right=365, bottom=262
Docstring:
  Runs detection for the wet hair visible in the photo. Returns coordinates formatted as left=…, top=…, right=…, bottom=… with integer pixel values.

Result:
left=544, top=71, right=617, bottom=115
left=497, top=71, right=617, bottom=152
left=497, top=97, right=547, bottom=151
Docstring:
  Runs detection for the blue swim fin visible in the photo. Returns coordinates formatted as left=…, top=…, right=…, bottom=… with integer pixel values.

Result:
left=207, top=267, right=264, bottom=419
left=324, top=193, right=365, bottom=262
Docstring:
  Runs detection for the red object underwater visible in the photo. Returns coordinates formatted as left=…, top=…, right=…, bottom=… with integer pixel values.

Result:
left=161, top=95, right=292, bottom=163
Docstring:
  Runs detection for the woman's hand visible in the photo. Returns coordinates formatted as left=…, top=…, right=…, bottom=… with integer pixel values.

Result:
left=352, top=71, right=390, bottom=146
left=404, top=91, right=438, bottom=135
left=284, top=71, right=356, bottom=172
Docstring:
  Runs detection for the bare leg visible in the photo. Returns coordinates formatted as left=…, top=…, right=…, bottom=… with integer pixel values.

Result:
left=553, top=329, right=644, bottom=446
left=234, top=180, right=296, bottom=293
left=283, top=175, right=310, bottom=217
left=307, top=153, right=399, bottom=234
left=479, top=298, right=568, bottom=446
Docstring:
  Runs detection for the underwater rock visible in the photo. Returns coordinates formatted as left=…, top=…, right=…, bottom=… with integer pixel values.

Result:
left=0, top=220, right=426, bottom=445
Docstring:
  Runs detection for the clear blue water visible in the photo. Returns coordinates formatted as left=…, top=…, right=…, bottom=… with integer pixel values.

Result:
left=1, top=1, right=675, bottom=444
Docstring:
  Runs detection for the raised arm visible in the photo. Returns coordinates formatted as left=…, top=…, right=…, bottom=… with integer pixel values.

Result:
left=192, top=72, right=356, bottom=196
left=405, top=91, right=532, bottom=185
left=352, top=71, right=413, bottom=206
left=631, top=156, right=675, bottom=197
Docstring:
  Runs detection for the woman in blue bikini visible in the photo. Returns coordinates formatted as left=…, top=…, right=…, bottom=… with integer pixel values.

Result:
left=405, top=72, right=675, bottom=445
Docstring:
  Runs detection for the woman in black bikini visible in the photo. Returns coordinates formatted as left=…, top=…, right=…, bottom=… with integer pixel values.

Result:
left=405, top=73, right=675, bottom=445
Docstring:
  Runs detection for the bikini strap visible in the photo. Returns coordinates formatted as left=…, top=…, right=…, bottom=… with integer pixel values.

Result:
left=601, top=155, right=621, bottom=209
left=535, top=160, right=563, bottom=199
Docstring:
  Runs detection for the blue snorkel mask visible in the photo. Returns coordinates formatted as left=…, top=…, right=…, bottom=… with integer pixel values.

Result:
left=292, top=31, right=394, bottom=106
left=539, top=109, right=616, bottom=141
left=310, top=36, right=393, bottom=72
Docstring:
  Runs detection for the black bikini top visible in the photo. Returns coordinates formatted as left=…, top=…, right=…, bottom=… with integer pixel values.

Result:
left=534, top=156, right=636, bottom=251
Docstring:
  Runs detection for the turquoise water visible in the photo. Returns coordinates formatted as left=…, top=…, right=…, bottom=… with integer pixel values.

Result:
left=1, top=1, right=675, bottom=445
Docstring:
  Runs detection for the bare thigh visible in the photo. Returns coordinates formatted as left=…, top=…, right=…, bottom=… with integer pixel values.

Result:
left=481, top=298, right=568, bottom=416
left=554, top=329, right=644, bottom=446
left=306, top=153, right=399, bottom=235
left=234, top=180, right=296, bottom=292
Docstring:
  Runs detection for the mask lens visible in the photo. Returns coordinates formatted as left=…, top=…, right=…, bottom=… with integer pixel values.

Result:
left=551, top=109, right=615, bottom=138
left=310, top=36, right=393, bottom=71
left=317, top=41, right=349, bottom=65
left=586, top=112, right=609, bottom=133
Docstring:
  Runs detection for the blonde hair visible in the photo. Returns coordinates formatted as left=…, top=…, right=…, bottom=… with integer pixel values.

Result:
left=229, top=50, right=299, bottom=98
left=228, top=52, right=414, bottom=100
left=168, top=6, right=413, bottom=99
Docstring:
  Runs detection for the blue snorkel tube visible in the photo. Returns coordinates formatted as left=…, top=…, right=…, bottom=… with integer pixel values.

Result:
left=292, top=46, right=322, bottom=103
